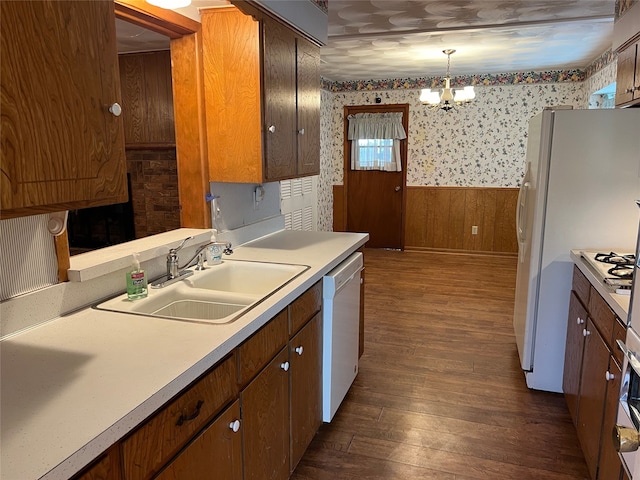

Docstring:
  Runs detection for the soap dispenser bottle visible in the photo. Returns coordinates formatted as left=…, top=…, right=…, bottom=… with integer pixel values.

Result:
left=126, top=252, right=148, bottom=300
left=206, top=230, right=222, bottom=266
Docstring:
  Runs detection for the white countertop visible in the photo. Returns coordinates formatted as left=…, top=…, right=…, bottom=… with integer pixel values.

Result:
left=570, top=250, right=631, bottom=321
left=0, top=230, right=368, bottom=480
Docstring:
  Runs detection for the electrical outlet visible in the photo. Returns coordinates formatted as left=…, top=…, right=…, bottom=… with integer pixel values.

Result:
left=472, top=226, right=478, bottom=235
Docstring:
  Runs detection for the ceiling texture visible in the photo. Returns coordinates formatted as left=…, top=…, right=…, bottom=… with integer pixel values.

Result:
left=116, top=0, right=618, bottom=82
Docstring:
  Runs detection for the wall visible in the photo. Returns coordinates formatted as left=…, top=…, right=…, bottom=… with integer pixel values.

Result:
left=318, top=61, right=618, bottom=252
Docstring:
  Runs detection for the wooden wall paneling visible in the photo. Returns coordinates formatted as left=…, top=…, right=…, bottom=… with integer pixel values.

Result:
left=119, top=54, right=147, bottom=144
left=143, top=51, right=175, bottom=143
left=403, top=187, right=518, bottom=254
left=462, top=188, right=477, bottom=251
left=405, top=188, right=428, bottom=246
left=494, top=189, right=518, bottom=253
left=170, top=32, right=212, bottom=229
left=480, top=189, right=498, bottom=252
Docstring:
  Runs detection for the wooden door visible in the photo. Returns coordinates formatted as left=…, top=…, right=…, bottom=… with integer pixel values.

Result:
left=1, top=0, right=127, bottom=217
left=154, top=401, right=242, bottom=480
left=296, top=37, right=320, bottom=177
left=563, top=291, right=588, bottom=425
left=597, top=357, right=623, bottom=480
left=577, top=318, right=610, bottom=479
left=344, top=104, right=408, bottom=249
left=290, top=314, right=322, bottom=471
left=241, top=347, right=290, bottom=480
left=263, top=17, right=297, bottom=181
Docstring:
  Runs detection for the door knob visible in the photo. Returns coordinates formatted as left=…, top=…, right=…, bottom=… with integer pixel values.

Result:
left=108, top=102, right=122, bottom=117
left=394, top=186, right=401, bottom=192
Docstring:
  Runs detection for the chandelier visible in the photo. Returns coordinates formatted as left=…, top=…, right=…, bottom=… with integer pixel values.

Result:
left=420, top=49, right=475, bottom=112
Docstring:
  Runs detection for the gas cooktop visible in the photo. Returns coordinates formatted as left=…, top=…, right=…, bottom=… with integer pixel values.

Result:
left=581, top=250, right=635, bottom=288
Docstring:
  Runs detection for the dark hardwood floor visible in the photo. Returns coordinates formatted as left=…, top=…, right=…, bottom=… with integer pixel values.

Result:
left=292, top=249, right=589, bottom=480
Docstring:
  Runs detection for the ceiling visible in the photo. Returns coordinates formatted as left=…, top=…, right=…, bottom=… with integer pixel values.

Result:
left=116, top=0, right=617, bottom=82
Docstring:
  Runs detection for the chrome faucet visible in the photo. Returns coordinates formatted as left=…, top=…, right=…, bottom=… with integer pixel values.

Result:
left=166, top=236, right=193, bottom=280
left=151, top=237, right=234, bottom=289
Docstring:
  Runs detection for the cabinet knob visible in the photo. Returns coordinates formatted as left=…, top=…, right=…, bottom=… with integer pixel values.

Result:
left=298, top=128, right=305, bottom=135
left=605, top=371, right=615, bottom=381
left=280, top=361, right=290, bottom=372
left=268, top=125, right=276, bottom=133
left=108, top=102, right=122, bottom=117
left=626, top=88, right=635, bottom=94
left=614, top=425, right=640, bottom=452
left=229, top=419, right=241, bottom=433
left=295, top=346, right=304, bottom=356
left=583, top=328, right=591, bottom=337
left=576, top=317, right=584, bottom=325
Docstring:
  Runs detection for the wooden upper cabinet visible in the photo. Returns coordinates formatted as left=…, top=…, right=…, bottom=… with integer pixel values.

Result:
left=616, top=39, right=640, bottom=107
left=263, top=17, right=298, bottom=180
left=118, top=50, right=176, bottom=146
left=296, top=36, right=321, bottom=177
left=201, top=6, right=320, bottom=183
left=0, top=0, right=127, bottom=219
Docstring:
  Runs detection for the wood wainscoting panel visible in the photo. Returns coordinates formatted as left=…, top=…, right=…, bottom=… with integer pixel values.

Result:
left=406, top=187, right=518, bottom=254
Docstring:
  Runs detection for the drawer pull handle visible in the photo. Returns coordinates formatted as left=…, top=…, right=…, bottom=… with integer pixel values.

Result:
left=176, top=400, right=204, bottom=426
left=229, top=419, right=241, bottom=433
left=295, top=346, right=304, bottom=356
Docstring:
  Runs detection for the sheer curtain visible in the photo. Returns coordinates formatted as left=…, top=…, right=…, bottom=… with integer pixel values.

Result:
left=347, top=112, right=407, bottom=171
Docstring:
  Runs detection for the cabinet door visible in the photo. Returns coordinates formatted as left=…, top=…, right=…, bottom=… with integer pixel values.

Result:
left=564, top=291, right=588, bottom=425
left=0, top=0, right=127, bottom=217
left=597, top=357, right=623, bottom=480
left=74, top=447, right=121, bottom=480
left=616, top=43, right=637, bottom=106
left=577, top=318, right=610, bottom=479
left=290, top=314, right=322, bottom=471
left=241, top=347, right=290, bottom=480
left=262, top=17, right=297, bottom=181
left=155, top=400, right=242, bottom=480
left=295, top=37, right=320, bottom=177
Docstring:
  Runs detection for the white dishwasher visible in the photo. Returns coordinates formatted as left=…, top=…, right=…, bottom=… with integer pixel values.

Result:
left=322, top=251, right=363, bottom=422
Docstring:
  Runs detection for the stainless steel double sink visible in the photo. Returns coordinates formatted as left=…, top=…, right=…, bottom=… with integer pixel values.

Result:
left=96, top=260, right=309, bottom=324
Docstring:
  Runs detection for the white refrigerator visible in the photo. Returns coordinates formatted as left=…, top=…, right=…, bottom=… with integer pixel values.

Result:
left=513, top=108, right=640, bottom=393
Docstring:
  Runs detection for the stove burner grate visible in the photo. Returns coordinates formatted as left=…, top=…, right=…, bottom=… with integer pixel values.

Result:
left=607, top=264, right=634, bottom=279
left=594, top=252, right=635, bottom=266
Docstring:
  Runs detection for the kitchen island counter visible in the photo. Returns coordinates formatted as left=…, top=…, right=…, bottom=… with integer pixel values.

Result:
left=0, top=230, right=368, bottom=480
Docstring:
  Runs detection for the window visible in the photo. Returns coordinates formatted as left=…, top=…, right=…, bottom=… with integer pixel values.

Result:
left=347, top=112, right=406, bottom=171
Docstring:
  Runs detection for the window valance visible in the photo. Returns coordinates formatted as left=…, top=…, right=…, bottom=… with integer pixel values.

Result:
left=347, top=112, right=407, bottom=141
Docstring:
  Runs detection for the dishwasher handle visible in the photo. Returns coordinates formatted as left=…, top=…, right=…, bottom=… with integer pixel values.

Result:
left=334, top=267, right=363, bottom=295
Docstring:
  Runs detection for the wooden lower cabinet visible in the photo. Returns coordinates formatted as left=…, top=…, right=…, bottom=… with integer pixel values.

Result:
left=155, top=400, right=242, bottom=480
left=241, top=347, right=291, bottom=480
left=74, top=446, right=121, bottom=480
left=597, top=357, right=623, bottom=480
left=564, top=266, right=626, bottom=480
left=577, top=318, right=610, bottom=478
left=290, top=314, right=322, bottom=471
left=563, top=290, right=588, bottom=425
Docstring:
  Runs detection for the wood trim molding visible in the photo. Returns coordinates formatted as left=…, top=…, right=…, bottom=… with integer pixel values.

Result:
left=55, top=233, right=70, bottom=282
left=114, top=0, right=201, bottom=38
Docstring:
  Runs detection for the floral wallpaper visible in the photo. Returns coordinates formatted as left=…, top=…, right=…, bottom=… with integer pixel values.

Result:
left=316, top=59, right=618, bottom=231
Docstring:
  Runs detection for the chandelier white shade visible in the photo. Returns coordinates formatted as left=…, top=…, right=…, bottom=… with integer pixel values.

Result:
left=420, top=49, right=475, bottom=111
